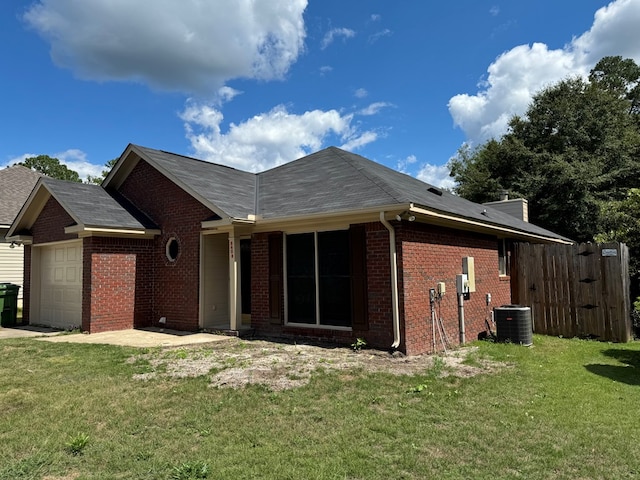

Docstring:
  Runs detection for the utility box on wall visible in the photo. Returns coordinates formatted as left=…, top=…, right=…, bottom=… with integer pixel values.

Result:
left=462, top=257, right=475, bottom=292
left=456, top=274, right=469, bottom=294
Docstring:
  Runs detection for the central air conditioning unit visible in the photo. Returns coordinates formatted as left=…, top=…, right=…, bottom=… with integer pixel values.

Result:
left=494, top=305, right=533, bottom=346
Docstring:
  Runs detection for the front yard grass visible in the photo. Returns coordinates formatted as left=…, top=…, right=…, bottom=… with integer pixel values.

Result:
left=1, top=335, right=640, bottom=479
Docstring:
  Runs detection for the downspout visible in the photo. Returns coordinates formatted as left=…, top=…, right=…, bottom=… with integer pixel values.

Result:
left=380, top=212, right=401, bottom=349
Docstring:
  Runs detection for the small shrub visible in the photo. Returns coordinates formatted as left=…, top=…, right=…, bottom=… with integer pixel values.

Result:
left=407, top=383, right=429, bottom=393
left=65, top=433, right=89, bottom=456
left=351, top=338, right=367, bottom=351
left=171, top=461, right=210, bottom=479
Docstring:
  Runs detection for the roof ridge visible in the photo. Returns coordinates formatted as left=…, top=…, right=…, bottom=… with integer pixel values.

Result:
left=133, top=144, right=255, bottom=176
left=254, top=174, right=260, bottom=217
left=333, top=148, right=405, bottom=203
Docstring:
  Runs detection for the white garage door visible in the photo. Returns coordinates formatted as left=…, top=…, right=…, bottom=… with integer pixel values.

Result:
left=39, top=241, right=82, bottom=329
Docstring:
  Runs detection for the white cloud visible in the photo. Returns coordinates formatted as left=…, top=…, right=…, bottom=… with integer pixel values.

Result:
left=368, top=29, right=392, bottom=44
left=396, top=154, right=417, bottom=173
left=354, top=88, right=368, bottom=98
left=56, top=149, right=104, bottom=179
left=489, top=6, right=500, bottom=16
left=358, top=102, right=393, bottom=116
left=2, top=150, right=103, bottom=180
left=448, top=0, right=640, bottom=146
left=319, top=65, right=333, bottom=75
left=214, top=86, right=243, bottom=106
left=23, top=0, right=308, bottom=94
left=340, top=131, right=378, bottom=151
left=417, top=163, right=456, bottom=190
left=321, top=27, right=356, bottom=50
left=180, top=102, right=376, bottom=172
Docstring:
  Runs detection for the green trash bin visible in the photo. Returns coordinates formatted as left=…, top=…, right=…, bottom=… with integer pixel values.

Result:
left=0, top=283, right=20, bottom=327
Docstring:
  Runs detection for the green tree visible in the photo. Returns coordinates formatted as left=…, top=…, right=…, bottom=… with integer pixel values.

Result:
left=86, top=158, right=118, bottom=185
left=597, top=189, right=640, bottom=301
left=20, top=155, right=82, bottom=182
left=449, top=59, right=640, bottom=243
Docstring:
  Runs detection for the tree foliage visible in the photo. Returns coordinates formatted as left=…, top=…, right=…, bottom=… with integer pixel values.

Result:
left=449, top=56, right=640, bottom=244
left=86, top=158, right=118, bottom=185
left=20, top=155, right=82, bottom=182
left=597, top=188, right=640, bottom=278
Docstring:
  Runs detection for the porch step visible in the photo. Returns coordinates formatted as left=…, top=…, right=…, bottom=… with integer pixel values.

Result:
left=202, top=327, right=255, bottom=338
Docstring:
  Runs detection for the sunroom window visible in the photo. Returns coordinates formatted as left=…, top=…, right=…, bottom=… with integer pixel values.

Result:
left=285, top=230, right=352, bottom=328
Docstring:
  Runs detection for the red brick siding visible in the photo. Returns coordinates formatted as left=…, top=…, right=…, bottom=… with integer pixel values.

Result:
left=82, top=237, right=154, bottom=333
left=362, top=222, right=394, bottom=349
left=117, top=160, right=216, bottom=330
left=396, top=223, right=511, bottom=356
left=30, top=196, right=77, bottom=244
left=250, top=232, right=270, bottom=328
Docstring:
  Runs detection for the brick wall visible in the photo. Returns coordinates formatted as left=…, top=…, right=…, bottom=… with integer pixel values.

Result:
left=82, top=236, right=154, bottom=333
left=30, top=196, right=77, bottom=244
left=396, top=222, right=511, bottom=355
left=117, top=160, right=217, bottom=331
left=250, top=232, right=270, bottom=329
left=362, top=222, right=394, bottom=349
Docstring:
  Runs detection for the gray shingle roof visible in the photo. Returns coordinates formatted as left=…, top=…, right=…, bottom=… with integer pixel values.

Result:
left=257, top=147, right=569, bottom=241
left=29, top=144, right=566, bottom=242
left=42, top=177, right=154, bottom=230
left=0, top=166, right=43, bottom=226
left=133, top=146, right=256, bottom=219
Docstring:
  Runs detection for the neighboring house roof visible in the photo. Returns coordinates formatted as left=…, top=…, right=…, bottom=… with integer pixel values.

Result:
left=9, top=144, right=570, bottom=244
left=0, top=165, right=43, bottom=227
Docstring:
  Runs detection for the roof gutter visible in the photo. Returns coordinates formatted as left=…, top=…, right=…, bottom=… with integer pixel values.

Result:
left=380, top=212, right=401, bottom=350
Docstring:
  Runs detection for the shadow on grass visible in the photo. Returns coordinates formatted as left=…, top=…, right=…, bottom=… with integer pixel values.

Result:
left=585, top=349, right=640, bottom=386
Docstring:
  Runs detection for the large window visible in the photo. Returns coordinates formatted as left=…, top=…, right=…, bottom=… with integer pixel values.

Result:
left=285, top=230, right=352, bottom=327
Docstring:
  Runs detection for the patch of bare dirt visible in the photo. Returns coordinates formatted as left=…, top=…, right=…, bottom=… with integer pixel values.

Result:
left=129, top=338, right=508, bottom=391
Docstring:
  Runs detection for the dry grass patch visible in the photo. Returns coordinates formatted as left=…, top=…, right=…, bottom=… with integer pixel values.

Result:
left=129, top=338, right=509, bottom=390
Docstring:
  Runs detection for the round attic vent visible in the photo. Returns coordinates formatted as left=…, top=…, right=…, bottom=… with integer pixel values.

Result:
left=166, top=237, right=180, bottom=262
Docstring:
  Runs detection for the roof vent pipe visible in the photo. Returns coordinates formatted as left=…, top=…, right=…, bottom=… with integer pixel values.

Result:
left=380, top=212, right=401, bottom=350
left=500, top=190, right=509, bottom=201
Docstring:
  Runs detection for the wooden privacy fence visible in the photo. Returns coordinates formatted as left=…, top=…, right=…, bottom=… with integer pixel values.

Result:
left=511, top=242, right=631, bottom=342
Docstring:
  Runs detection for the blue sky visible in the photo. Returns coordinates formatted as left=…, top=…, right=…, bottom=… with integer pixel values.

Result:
left=2, top=0, right=639, bottom=188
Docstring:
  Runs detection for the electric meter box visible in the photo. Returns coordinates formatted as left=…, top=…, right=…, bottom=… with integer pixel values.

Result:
left=462, top=257, right=476, bottom=292
left=456, top=274, right=469, bottom=294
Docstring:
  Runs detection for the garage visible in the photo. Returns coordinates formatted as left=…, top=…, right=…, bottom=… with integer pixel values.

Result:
left=36, top=241, right=82, bottom=329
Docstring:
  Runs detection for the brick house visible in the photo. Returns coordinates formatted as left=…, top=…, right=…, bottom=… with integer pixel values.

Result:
left=7, top=145, right=569, bottom=355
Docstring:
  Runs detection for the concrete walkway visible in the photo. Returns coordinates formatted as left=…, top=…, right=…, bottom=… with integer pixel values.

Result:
left=1, top=326, right=231, bottom=347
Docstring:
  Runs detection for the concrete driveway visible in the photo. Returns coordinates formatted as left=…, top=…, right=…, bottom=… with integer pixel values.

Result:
left=0, top=325, right=60, bottom=339
left=1, top=326, right=231, bottom=348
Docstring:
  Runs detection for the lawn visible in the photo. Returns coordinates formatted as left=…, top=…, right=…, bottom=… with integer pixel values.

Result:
left=1, top=334, right=640, bottom=479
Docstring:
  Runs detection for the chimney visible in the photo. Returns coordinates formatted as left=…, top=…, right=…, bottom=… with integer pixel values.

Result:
left=483, top=196, right=529, bottom=222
